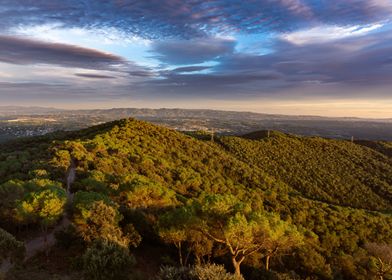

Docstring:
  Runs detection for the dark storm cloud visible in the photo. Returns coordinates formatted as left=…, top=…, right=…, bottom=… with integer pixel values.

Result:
left=1, top=1, right=391, bottom=39
left=0, top=35, right=125, bottom=70
left=151, top=38, right=235, bottom=64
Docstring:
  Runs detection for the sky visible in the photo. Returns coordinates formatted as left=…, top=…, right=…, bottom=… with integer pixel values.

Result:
left=1, top=0, right=392, bottom=117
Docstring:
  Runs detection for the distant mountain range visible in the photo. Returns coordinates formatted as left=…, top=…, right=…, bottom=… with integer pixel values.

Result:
left=0, top=106, right=62, bottom=115
left=1, top=106, right=392, bottom=122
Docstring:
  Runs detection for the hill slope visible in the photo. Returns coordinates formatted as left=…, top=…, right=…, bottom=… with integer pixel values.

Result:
left=220, top=130, right=392, bottom=211
left=356, top=140, right=392, bottom=158
left=0, top=120, right=391, bottom=279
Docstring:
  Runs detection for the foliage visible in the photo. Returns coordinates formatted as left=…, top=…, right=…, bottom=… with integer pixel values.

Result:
left=195, top=195, right=303, bottom=276
left=156, top=266, right=193, bottom=280
left=1, top=119, right=392, bottom=279
left=0, top=179, right=63, bottom=228
left=0, top=227, right=25, bottom=263
left=191, top=263, right=243, bottom=280
left=158, top=206, right=204, bottom=266
left=82, top=240, right=136, bottom=280
left=156, top=264, right=241, bottom=280
left=220, top=132, right=392, bottom=211
left=73, top=192, right=140, bottom=247
left=15, top=185, right=66, bottom=229
left=365, top=243, right=392, bottom=279
left=357, top=141, right=392, bottom=158
left=119, top=174, right=178, bottom=210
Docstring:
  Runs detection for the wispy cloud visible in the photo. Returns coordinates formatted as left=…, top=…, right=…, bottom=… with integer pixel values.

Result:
left=281, top=23, right=384, bottom=45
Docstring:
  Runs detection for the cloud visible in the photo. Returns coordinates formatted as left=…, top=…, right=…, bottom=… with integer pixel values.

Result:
left=128, top=70, right=156, bottom=77
left=281, top=23, right=384, bottom=45
left=151, top=38, right=236, bottom=64
left=277, top=0, right=313, bottom=18
left=313, top=0, right=392, bottom=26
left=1, top=0, right=392, bottom=112
left=171, top=66, right=212, bottom=73
left=158, top=71, right=281, bottom=86
left=0, top=35, right=125, bottom=70
left=269, top=31, right=392, bottom=87
left=139, top=28, right=392, bottom=98
left=1, top=1, right=391, bottom=39
left=0, top=35, right=155, bottom=81
left=75, top=73, right=117, bottom=79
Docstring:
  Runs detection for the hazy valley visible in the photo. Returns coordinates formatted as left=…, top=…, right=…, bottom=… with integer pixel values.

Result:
left=1, top=107, right=392, bottom=143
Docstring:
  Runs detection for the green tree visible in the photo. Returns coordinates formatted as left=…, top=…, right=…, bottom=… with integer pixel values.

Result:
left=0, top=180, right=25, bottom=227
left=119, top=175, right=177, bottom=210
left=201, top=211, right=266, bottom=278
left=195, top=195, right=303, bottom=277
left=194, top=195, right=263, bottom=278
left=158, top=207, right=194, bottom=266
left=16, top=186, right=66, bottom=242
left=73, top=192, right=141, bottom=247
left=258, top=213, right=304, bottom=271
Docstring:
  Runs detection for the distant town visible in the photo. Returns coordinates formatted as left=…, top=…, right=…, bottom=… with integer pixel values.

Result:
left=1, top=107, right=392, bottom=143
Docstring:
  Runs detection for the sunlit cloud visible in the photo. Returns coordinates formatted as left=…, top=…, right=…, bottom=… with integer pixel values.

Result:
left=281, top=23, right=384, bottom=45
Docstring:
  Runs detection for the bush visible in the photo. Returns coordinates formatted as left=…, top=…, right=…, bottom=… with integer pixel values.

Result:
left=82, top=240, right=136, bottom=280
left=0, top=227, right=25, bottom=263
left=192, top=264, right=242, bottom=280
left=156, top=264, right=241, bottom=280
left=156, top=266, right=193, bottom=280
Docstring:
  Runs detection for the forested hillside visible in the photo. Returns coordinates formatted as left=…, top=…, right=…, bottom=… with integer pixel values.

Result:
left=0, top=119, right=391, bottom=280
left=220, top=131, right=392, bottom=211
left=356, top=140, right=392, bottom=158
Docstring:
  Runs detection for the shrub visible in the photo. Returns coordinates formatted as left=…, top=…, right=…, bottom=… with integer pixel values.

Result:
left=156, top=266, right=193, bottom=280
left=156, top=264, right=240, bottom=280
left=0, top=227, right=25, bottom=263
left=82, top=240, right=136, bottom=280
left=192, top=264, right=243, bottom=280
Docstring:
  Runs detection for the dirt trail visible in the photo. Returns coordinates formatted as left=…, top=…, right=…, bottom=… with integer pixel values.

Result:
left=1, top=161, right=76, bottom=276
left=0, top=259, right=12, bottom=276
left=23, top=216, right=72, bottom=260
